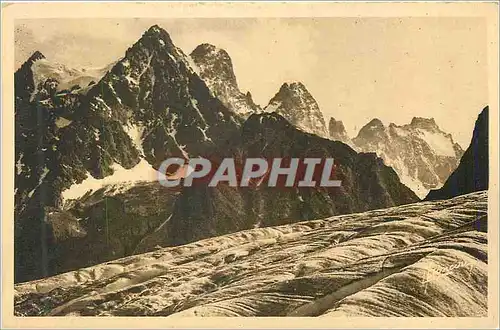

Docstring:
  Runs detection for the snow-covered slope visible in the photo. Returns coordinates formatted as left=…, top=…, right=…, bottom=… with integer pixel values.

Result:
left=15, top=191, right=487, bottom=317
left=60, top=159, right=159, bottom=205
left=30, top=57, right=113, bottom=93
left=265, top=82, right=328, bottom=138
left=353, top=117, right=464, bottom=198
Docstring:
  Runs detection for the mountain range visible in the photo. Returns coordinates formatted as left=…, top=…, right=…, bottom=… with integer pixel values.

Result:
left=14, top=25, right=421, bottom=283
left=14, top=25, right=486, bottom=289
left=176, top=42, right=465, bottom=198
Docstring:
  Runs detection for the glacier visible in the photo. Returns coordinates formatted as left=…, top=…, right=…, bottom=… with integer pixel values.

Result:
left=15, top=191, right=487, bottom=317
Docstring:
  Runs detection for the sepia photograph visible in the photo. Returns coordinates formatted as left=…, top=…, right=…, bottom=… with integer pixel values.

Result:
left=1, top=1, right=498, bottom=329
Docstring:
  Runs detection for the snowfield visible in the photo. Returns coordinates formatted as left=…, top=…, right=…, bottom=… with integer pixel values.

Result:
left=15, top=191, right=487, bottom=317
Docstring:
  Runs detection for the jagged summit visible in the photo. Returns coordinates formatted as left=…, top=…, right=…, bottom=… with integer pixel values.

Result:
left=192, top=43, right=217, bottom=51
left=123, top=25, right=177, bottom=59
left=190, top=43, right=237, bottom=86
left=27, top=50, right=45, bottom=63
left=16, top=51, right=45, bottom=73
left=366, top=118, right=385, bottom=128
left=191, top=43, right=225, bottom=57
left=328, top=117, right=353, bottom=146
left=190, top=43, right=260, bottom=117
left=410, top=117, right=439, bottom=130
left=353, top=116, right=464, bottom=198
left=328, top=117, right=346, bottom=134
left=275, top=82, right=309, bottom=97
left=143, top=24, right=172, bottom=40
left=281, top=81, right=305, bottom=89
left=355, top=118, right=385, bottom=140
left=265, top=81, right=328, bottom=137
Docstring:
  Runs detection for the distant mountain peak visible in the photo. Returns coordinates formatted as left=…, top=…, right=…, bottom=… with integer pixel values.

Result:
left=191, top=43, right=237, bottom=86
left=265, top=81, right=327, bottom=137
left=278, top=82, right=307, bottom=94
left=191, top=43, right=225, bottom=57
left=328, top=117, right=353, bottom=147
left=144, top=25, right=171, bottom=39
left=190, top=43, right=260, bottom=117
left=127, top=25, right=176, bottom=55
left=354, top=116, right=464, bottom=198
left=410, top=117, right=438, bottom=130
left=356, top=118, right=385, bottom=140
left=366, top=118, right=384, bottom=128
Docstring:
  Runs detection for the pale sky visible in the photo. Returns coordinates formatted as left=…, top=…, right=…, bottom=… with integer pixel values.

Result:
left=15, top=18, right=488, bottom=147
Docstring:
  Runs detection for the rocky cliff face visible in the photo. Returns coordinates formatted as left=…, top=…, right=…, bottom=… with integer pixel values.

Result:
left=190, top=43, right=261, bottom=118
left=425, top=106, right=489, bottom=200
left=15, top=25, right=418, bottom=283
left=265, top=82, right=328, bottom=137
left=353, top=117, right=464, bottom=198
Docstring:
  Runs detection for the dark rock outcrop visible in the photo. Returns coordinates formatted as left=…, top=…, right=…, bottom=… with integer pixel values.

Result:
left=425, top=106, right=489, bottom=200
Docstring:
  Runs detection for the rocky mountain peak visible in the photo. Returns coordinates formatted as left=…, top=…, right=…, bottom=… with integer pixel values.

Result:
left=355, top=118, right=385, bottom=140
left=353, top=116, right=464, bottom=198
left=143, top=25, right=173, bottom=42
left=328, top=117, right=353, bottom=147
left=366, top=118, right=385, bottom=129
left=265, top=81, right=328, bottom=137
left=15, top=51, right=48, bottom=101
left=122, top=25, right=178, bottom=63
left=329, top=117, right=347, bottom=134
left=26, top=50, right=45, bottom=64
left=410, top=117, right=439, bottom=130
left=190, top=43, right=238, bottom=88
left=191, top=43, right=230, bottom=62
left=190, top=43, right=260, bottom=117
left=275, top=82, right=309, bottom=98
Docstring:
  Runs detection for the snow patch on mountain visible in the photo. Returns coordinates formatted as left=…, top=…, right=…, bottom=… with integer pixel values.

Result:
left=55, top=117, right=72, bottom=128
left=61, top=159, right=159, bottom=204
left=16, top=154, right=24, bottom=175
left=417, top=129, right=456, bottom=157
left=27, top=167, right=50, bottom=198
left=124, top=124, right=145, bottom=156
